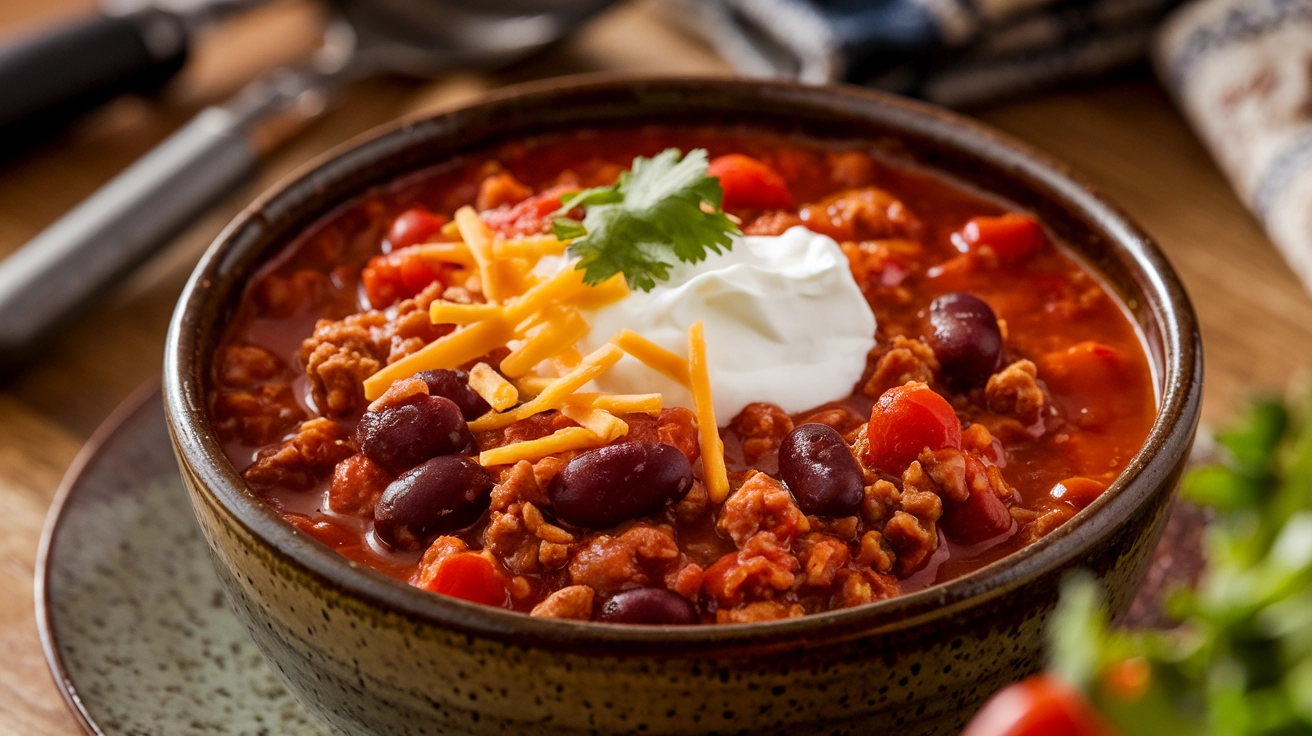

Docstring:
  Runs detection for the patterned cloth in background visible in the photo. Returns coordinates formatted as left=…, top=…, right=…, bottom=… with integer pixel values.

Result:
left=668, top=0, right=1188, bottom=106
left=1157, top=0, right=1312, bottom=289
left=673, top=0, right=1312, bottom=290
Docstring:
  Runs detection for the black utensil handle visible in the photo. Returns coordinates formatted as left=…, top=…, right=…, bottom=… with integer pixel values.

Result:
left=0, top=107, right=258, bottom=373
left=0, top=8, right=188, bottom=149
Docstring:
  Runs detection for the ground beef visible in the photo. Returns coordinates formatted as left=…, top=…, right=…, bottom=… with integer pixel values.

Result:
left=702, top=531, right=799, bottom=609
left=716, top=471, right=810, bottom=547
left=864, top=335, right=939, bottom=399
left=799, top=187, right=919, bottom=242
left=529, top=585, right=595, bottom=619
left=212, top=383, right=306, bottom=446
left=217, top=345, right=287, bottom=388
left=243, top=418, right=354, bottom=493
left=328, top=454, right=392, bottom=517
left=301, top=282, right=449, bottom=417
left=716, top=600, right=805, bottom=624
left=728, top=402, right=794, bottom=466
left=881, top=461, right=944, bottom=576
left=985, top=359, right=1048, bottom=426
left=567, top=525, right=680, bottom=594
left=797, top=534, right=850, bottom=588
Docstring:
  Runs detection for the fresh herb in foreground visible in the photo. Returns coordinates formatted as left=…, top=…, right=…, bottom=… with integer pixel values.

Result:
left=964, top=392, right=1312, bottom=736
left=553, top=148, right=741, bottom=291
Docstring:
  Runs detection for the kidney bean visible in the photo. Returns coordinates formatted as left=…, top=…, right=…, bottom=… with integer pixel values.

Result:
left=374, top=456, right=494, bottom=550
left=357, top=395, right=475, bottom=474
left=598, top=588, right=699, bottom=625
left=414, top=369, right=491, bottom=420
left=549, top=441, right=694, bottom=528
left=929, top=292, right=1004, bottom=391
left=940, top=482, right=1015, bottom=545
left=778, top=424, right=864, bottom=517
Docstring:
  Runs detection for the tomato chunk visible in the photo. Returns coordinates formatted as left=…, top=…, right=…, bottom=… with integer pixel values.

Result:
left=481, top=184, right=580, bottom=237
left=954, top=214, right=1044, bottom=264
left=1049, top=477, right=1107, bottom=509
left=422, top=552, right=509, bottom=607
left=387, top=208, right=448, bottom=250
left=940, top=458, right=1014, bottom=545
left=361, top=247, right=446, bottom=308
left=864, top=382, right=962, bottom=474
left=961, top=675, right=1112, bottom=736
left=708, top=154, right=793, bottom=211
left=1039, top=342, right=1131, bottom=430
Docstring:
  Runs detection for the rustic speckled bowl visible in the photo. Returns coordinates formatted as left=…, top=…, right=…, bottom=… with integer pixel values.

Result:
left=163, top=76, right=1202, bottom=735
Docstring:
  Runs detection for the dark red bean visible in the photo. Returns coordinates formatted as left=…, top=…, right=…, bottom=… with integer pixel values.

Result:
left=778, top=424, right=864, bottom=517
left=940, top=482, right=1015, bottom=545
left=414, top=369, right=491, bottom=420
left=599, top=588, right=699, bottom=625
left=929, top=292, right=1004, bottom=391
left=374, top=456, right=494, bottom=550
left=549, top=442, right=694, bottom=528
left=357, top=395, right=474, bottom=474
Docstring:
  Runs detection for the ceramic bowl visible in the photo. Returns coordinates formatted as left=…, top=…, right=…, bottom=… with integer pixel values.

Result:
left=163, top=76, right=1202, bottom=735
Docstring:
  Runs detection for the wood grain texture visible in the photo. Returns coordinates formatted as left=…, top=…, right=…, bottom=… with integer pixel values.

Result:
left=0, top=0, right=1306, bottom=732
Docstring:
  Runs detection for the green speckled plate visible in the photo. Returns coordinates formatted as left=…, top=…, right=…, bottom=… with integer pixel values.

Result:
left=36, top=384, right=322, bottom=736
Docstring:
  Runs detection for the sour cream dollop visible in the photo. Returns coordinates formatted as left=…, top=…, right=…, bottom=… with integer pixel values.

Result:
left=575, top=225, right=876, bottom=419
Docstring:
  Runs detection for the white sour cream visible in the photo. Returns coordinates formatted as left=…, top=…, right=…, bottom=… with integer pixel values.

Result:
left=574, top=225, right=876, bottom=419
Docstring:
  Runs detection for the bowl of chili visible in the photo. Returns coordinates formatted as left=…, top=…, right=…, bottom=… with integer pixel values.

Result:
left=164, top=75, right=1202, bottom=735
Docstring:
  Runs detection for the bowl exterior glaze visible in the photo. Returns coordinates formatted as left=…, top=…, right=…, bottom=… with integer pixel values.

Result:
left=165, top=76, right=1202, bottom=735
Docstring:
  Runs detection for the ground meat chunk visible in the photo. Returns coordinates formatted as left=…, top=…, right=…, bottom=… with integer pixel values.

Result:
left=251, top=269, right=331, bottom=318
left=716, top=471, right=810, bottom=546
left=568, top=525, right=680, bottom=594
left=243, top=418, right=354, bottom=493
left=716, top=601, right=805, bottom=624
left=728, top=402, right=794, bottom=466
left=217, top=345, right=287, bottom=388
left=490, top=460, right=550, bottom=512
left=799, top=187, right=919, bottom=242
left=484, top=508, right=540, bottom=575
left=863, top=336, right=939, bottom=399
left=623, top=407, right=701, bottom=463
left=1016, top=505, right=1076, bottom=545
left=881, top=461, right=944, bottom=576
left=410, top=536, right=470, bottom=589
left=703, top=532, right=799, bottom=609
left=671, top=562, right=705, bottom=600
left=742, top=210, right=804, bottom=236
left=476, top=172, right=534, bottom=211
left=530, top=585, right=595, bottom=620
left=986, top=359, right=1047, bottom=426
left=797, top=534, right=850, bottom=589
left=860, top=479, right=900, bottom=528
left=833, top=568, right=900, bottom=608
left=328, top=454, right=392, bottom=517
left=855, top=530, right=896, bottom=573
left=301, top=283, right=449, bottom=417
left=212, top=383, right=306, bottom=446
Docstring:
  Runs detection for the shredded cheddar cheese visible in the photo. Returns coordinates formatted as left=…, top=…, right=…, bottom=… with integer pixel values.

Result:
left=479, top=426, right=610, bottom=466
left=468, top=362, right=518, bottom=411
left=429, top=301, right=502, bottom=325
left=559, top=405, right=628, bottom=442
left=562, top=392, right=662, bottom=415
left=512, top=375, right=555, bottom=399
left=688, top=321, right=729, bottom=503
left=612, top=329, right=692, bottom=387
left=468, top=344, right=624, bottom=431
left=363, top=317, right=512, bottom=400
left=413, top=242, right=475, bottom=267
left=499, top=308, right=590, bottom=377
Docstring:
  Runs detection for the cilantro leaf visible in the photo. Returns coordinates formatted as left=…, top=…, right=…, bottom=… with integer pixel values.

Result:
left=552, top=148, right=741, bottom=291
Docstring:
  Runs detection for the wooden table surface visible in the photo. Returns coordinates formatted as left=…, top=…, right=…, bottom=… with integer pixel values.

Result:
left=2, top=0, right=1309, bottom=732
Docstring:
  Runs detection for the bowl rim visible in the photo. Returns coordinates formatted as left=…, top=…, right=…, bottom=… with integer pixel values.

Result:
left=164, top=73, right=1202, bottom=655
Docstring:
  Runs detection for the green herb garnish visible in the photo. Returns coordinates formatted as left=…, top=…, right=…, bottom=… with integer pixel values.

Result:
left=552, top=148, right=741, bottom=292
left=1035, top=390, right=1312, bottom=735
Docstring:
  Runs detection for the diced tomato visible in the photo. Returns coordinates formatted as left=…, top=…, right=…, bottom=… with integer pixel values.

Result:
left=940, top=458, right=1015, bottom=545
left=961, top=674, right=1113, bottom=736
left=361, top=248, right=446, bottom=308
left=387, top=208, right=448, bottom=250
left=1049, top=477, right=1107, bottom=509
left=1039, top=342, right=1130, bottom=430
left=475, top=172, right=534, bottom=211
left=708, top=154, right=793, bottom=211
left=864, top=382, right=962, bottom=474
left=422, top=552, right=509, bottom=607
left=953, top=214, right=1045, bottom=264
left=481, top=184, right=580, bottom=237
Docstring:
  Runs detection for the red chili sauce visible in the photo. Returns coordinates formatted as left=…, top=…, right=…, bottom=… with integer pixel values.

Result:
left=211, top=125, right=1157, bottom=624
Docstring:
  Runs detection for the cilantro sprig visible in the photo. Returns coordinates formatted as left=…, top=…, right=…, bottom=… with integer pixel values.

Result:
left=552, top=148, right=741, bottom=292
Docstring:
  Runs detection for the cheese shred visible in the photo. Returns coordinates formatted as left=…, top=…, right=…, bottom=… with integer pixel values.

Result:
left=688, top=321, right=729, bottom=503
